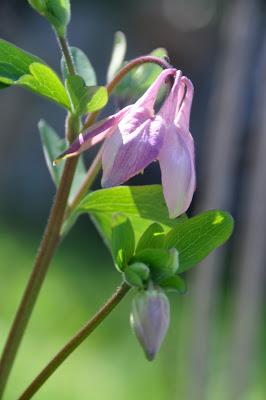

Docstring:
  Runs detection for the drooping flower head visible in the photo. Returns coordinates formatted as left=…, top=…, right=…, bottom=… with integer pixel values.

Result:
left=55, top=68, right=195, bottom=218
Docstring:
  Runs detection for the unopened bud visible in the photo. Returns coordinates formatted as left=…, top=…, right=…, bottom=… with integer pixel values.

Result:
left=130, top=287, right=170, bottom=361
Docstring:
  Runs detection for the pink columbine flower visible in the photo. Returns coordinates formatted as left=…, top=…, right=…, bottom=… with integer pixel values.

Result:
left=55, top=68, right=196, bottom=218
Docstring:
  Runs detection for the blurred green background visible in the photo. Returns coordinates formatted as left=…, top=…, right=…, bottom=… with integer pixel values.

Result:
left=0, top=0, right=265, bottom=399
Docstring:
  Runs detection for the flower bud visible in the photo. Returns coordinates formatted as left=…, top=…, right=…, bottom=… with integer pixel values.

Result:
left=130, top=287, right=170, bottom=361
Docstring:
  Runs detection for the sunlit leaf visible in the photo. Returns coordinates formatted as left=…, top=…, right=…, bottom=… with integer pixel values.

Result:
left=17, top=62, right=70, bottom=109
left=111, top=213, right=135, bottom=270
left=164, top=210, right=234, bottom=272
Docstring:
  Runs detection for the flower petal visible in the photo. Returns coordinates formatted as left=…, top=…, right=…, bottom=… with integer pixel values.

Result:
left=158, top=125, right=196, bottom=218
left=54, top=106, right=130, bottom=164
left=134, top=68, right=176, bottom=111
left=175, top=77, right=194, bottom=131
left=158, top=70, right=182, bottom=122
left=102, top=115, right=166, bottom=187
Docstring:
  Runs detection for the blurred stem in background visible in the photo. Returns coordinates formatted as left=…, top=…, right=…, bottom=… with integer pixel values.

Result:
left=184, top=1, right=259, bottom=399
left=0, top=36, right=171, bottom=396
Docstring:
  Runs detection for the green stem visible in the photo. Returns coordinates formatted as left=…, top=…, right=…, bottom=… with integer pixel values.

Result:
left=0, top=157, right=78, bottom=398
left=0, top=36, right=78, bottom=399
left=57, top=36, right=75, bottom=75
left=18, top=283, right=130, bottom=400
left=64, top=144, right=104, bottom=220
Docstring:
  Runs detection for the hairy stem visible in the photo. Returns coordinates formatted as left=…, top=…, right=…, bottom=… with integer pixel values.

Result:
left=18, top=283, right=130, bottom=400
left=57, top=36, right=75, bottom=75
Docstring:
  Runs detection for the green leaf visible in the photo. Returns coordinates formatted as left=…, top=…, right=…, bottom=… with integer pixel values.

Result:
left=39, top=119, right=65, bottom=186
left=65, top=75, right=108, bottom=115
left=78, top=185, right=187, bottom=244
left=160, top=275, right=187, bottom=294
left=107, top=31, right=127, bottom=83
left=61, top=47, right=96, bottom=86
left=38, top=119, right=87, bottom=203
left=133, top=248, right=179, bottom=283
left=164, top=210, right=234, bottom=273
left=111, top=213, right=135, bottom=270
left=136, top=223, right=165, bottom=253
left=123, top=262, right=150, bottom=288
left=28, top=0, right=71, bottom=37
left=66, top=76, right=108, bottom=115
left=17, top=62, right=70, bottom=109
left=86, top=86, right=108, bottom=113
left=0, top=39, right=44, bottom=87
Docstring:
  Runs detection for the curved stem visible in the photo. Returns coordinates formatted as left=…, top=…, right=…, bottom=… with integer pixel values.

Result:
left=18, top=283, right=130, bottom=400
left=83, top=55, right=171, bottom=129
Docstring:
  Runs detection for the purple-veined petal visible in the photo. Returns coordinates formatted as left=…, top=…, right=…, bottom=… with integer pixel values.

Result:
left=102, top=114, right=166, bottom=187
left=54, top=106, right=130, bottom=164
left=158, top=124, right=196, bottom=218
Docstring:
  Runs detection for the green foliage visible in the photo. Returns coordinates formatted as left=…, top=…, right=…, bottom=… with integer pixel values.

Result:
left=0, top=39, right=44, bottom=87
left=75, top=187, right=234, bottom=283
left=111, top=213, right=135, bottom=270
left=107, top=31, right=127, bottom=83
left=136, top=223, right=165, bottom=253
left=16, top=62, right=70, bottom=109
left=65, top=75, right=108, bottom=115
left=78, top=185, right=186, bottom=244
left=160, top=275, right=187, bottom=294
left=164, top=210, right=234, bottom=273
left=38, top=119, right=87, bottom=204
left=61, top=47, right=97, bottom=86
left=133, top=248, right=179, bottom=283
left=28, top=0, right=71, bottom=37
left=123, top=262, right=150, bottom=288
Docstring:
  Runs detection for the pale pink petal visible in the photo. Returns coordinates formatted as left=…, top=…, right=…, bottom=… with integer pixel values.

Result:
left=134, top=68, right=176, bottom=111
left=102, top=115, right=166, bottom=187
left=158, top=70, right=182, bottom=122
left=175, top=77, right=194, bottom=130
left=54, top=106, right=130, bottom=163
left=158, top=125, right=196, bottom=218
